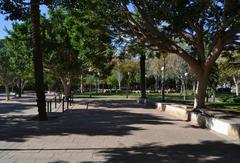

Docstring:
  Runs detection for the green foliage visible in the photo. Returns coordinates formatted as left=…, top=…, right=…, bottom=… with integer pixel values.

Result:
left=106, top=69, right=119, bottom=86
left=43, top=9, right=81, bottom=80
left=208, top=64, right=220, bottom=91
left=0, top=40, right=15, bottom=85
left=65, top=7, right=114, bottom=77
left=41, top=7, right=114, bottom=88
left=222, top=96, right=240, bottom=104
left=219, top=51, right=240, bottom=83
left=5, top=21, right=34, bottom=83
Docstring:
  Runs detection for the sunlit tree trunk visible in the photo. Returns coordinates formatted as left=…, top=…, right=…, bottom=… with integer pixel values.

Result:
left=5, top=85, right=10, bottom=101
left=194, top=72, right=209, bottom=109
left=154, top=76, right=159, bottom=91
left=31, top=0, right=47, bottom=120
left=16, top=78, right=22, bottom=97
left=80, top=74, right=83, bottom=93
left=61, top=78, right=71, bottom=97
left=233, top=76, right=239, bottom=96
left=21, top=80, right=27, bottom=95
left=117, top=71, right=122, bottom=90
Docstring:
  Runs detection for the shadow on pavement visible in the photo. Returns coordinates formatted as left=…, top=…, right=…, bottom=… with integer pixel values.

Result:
left=76, top=99, right=153, bottom=109
left=0, top=102, right=36, bottom=114
left=97, top=141, right=240, bottom=163
left=0, top=107, right=177, bottom=142
left=1, top=141, right=238, bottom=163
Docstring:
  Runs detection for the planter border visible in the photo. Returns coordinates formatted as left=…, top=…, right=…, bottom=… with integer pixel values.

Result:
left=155, top=102, right=240, bottom=141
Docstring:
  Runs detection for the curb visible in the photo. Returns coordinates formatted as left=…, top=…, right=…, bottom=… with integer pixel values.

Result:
left=155, top=102, right=240, bottom=141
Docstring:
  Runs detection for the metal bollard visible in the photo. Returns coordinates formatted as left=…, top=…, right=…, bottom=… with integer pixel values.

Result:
left=50, top=100, right=52, bottom=112
left=67, top=97, right=69, bottom=109
left=47, top=101, right=49, bottom=112
left=54, top=96, right=57, bottom=108
left=70, top=95, right=72, bottom=106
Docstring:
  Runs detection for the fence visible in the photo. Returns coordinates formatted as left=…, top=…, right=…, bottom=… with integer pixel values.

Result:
left=46, top=94, right=74, bottom=113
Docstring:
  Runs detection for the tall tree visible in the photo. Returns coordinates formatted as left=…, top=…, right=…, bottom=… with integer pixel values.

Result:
left=43, top=9, right=82, bottom=97
left=42, top=8, right=113, bottom=96
left=0, top=0, right=48, bottom=120
left=31, top=0, right=47, bottom=120
left=66, top=8, right=114, bottom=76
left=219, top=51, right=240, bottom=96
left=0, top=40, right=15, bottom=101
left=5, top=21, right=34, bottom=97
left=102, top=0, right=240, bottom=109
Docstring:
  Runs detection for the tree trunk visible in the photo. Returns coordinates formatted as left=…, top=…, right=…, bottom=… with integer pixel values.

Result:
left=183, top=80, right=186, bottom=101
left=97, top=79, right=100, bottom=93
left=118, top=81, right=121, bottom=90
left=180, top=78, right=184, bottom=95
left=140, top=53, right=146, bottom=99
left=31, top=0, right=47, bottom=120
left=194, top=73, right=208, bottom=109
left=21, top=80, right=27, bottom=95
left=161, top=56, right=166, bottom=102
left=80, top=74, right=83, bottom=93
left=5, top=85, right=10, bottom=101
left=63, top=83, right=71, bottom=97
left=118, top=73, right=122, bottom=90
left=95, top=79, right=97, bottom=93
left=192, top=82, right=196, bottom=92
left=154, top=76, right=158, bottom=91
left=233, top=76, right=239, bottom=96
left=17, top=78, right=22, bottom=97
left=61, top=78, right=71, bottom=97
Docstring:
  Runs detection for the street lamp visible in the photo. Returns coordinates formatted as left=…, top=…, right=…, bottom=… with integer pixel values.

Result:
left=184, top=72, right=188, bottom=101
left=145, top=74, right=147, bottom=97
left=97, top=72, right=100, bottom=93
left=161, top=66, right=165, bottom=102
left=126, top=72, right=130, bottom=99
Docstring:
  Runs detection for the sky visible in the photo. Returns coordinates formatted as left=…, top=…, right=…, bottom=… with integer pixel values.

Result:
left=0, top=5, right=48, bottom=39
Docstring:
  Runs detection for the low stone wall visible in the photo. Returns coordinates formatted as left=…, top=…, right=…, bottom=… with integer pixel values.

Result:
left=155, top=102, right=240, bottom=141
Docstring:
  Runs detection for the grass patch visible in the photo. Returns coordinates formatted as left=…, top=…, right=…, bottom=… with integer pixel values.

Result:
left=74, top=92, right=140, bottom=99
left=147, top=92, right=194, bottom=101
left=74, top=91, right=240, bottom=113
left=207, top=103, right=240, bottom=113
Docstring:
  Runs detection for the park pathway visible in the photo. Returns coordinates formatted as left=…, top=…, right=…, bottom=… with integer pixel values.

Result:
left=0, top=99, right=239, bottom=163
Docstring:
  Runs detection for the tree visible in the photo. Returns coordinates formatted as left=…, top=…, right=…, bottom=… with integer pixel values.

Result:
left=146, top=57, right=162, bottom=91
left=65, top=8, right=114, bottom=77
left=112, top=57, right=124, bottom=90
left=0, top=40, right=15, bottom=100
left=5, top=21, right=34, bottom=97
left=127, top=42, right=155, bottom=99
left=31, top=0, right=47, bottom=120
left=0, top=0, right=49, bottom=120
left=219, top=51, right=240, bottom=96
left=103, top=0, right=240, bottom=109
left=167, top=55, right=191, bottom=94
left=42, top=7, right=113, bottom=96
left=42, top=9, right=82, bottom=97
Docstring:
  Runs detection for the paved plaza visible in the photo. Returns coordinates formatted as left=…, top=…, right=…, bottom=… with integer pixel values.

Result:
left=0, top=98, right=240, bottom=163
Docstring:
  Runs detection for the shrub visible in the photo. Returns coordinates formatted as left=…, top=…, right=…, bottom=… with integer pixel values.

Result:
left=222, top=96, right=240, bottom=103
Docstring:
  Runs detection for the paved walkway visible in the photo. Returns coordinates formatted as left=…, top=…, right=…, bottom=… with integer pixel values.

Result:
left=0, top=99, right=239, bottom=163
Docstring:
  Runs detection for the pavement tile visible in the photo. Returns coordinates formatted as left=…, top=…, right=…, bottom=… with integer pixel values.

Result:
left=0, top=99, right=239, bottom=162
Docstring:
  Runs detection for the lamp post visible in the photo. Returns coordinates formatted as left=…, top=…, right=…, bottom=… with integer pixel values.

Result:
left=126, top=72, right=130, bottom=99
left=161, top=66, right=165, bottom=102
left=145, top=74, right=147, bottom=97
left=161, top=52, right=167, bottom=102
left=184, top=72, right=188, bottom=101
left=97, top=72, right=100, bottom=94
